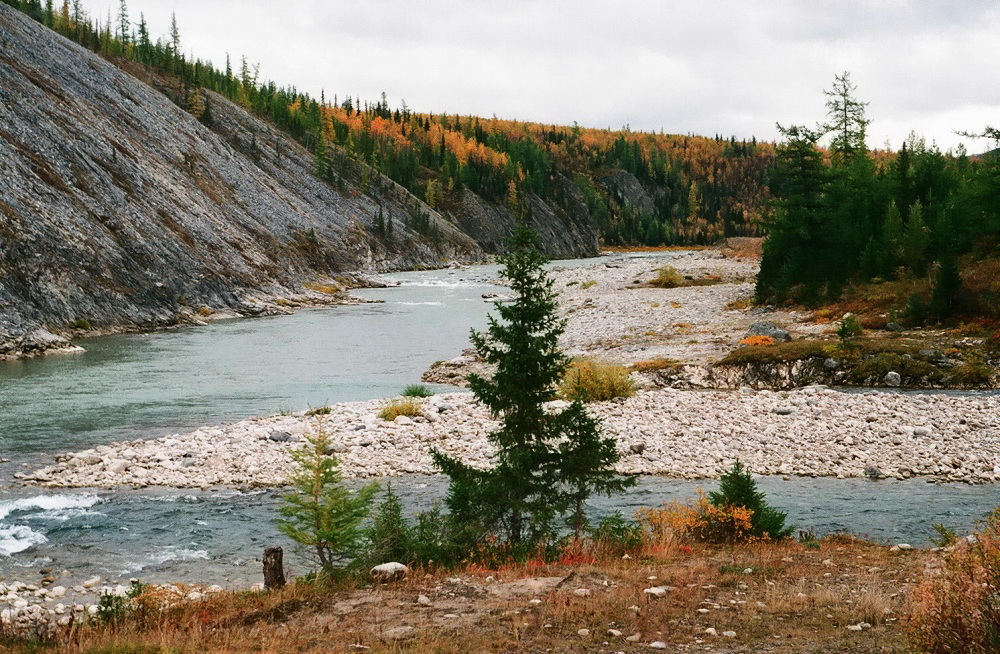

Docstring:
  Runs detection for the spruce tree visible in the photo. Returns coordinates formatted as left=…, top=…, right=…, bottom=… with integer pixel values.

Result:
left=929, top=250, right=962, bottom=320
left=902, top=199, right=930, bottom=275
left=433, top=225, right=632, bottom=551
left=709, top=460, right=792, bottom=540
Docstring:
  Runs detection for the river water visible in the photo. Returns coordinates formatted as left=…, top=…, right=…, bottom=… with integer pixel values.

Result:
left=0, top=253, right=996, bottom=588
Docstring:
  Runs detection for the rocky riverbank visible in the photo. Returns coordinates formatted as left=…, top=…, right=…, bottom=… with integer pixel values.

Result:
left=23, top=385, right=1000, bottom=488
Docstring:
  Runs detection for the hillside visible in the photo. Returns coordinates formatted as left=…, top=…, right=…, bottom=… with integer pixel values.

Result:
left=0, top=5, right=590, bottom=358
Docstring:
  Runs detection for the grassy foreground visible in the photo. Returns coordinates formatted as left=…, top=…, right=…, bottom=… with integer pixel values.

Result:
left=1, top=537, right=929, bottom=653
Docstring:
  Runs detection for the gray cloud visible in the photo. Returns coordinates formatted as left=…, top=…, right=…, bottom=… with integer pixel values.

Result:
left=90, top=0, right=998, bottom=150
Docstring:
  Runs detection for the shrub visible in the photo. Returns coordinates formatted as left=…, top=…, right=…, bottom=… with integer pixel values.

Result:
left=278, top=424, right=378, bottom=572
left=908, top=509, right=1000, bottom=653
left=738, top=334, right=776, bottom=347
left=305, top=406, right=331, bottom=416
left=631, top=357, right=681, bottom=372
left=837, top=314, right=863, bottom=341
left=580, top=280, right=597, bottom=289
left=366, top=483, right=411, bottom=565
left=650, top=265, right=685, bottom=288
left=558, top=358, right=636, bottom=402
left=709, top=460, right=793, bottom=540
left=930, top=523, right=958, bottom=548
left=401, top=384, right=433, bottom=398
left=637, top=493, right=756, bottom=544
left=378, top=398, right=423, bottom=421
left=588, top=512, right=644, bottom=555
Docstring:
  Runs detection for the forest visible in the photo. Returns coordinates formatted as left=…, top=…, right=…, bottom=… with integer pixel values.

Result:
left=755, top=73, right=1000, bottom=325
left=1, top=0, right=775, bottom=247
left=4, top=0, right=998, bottom=325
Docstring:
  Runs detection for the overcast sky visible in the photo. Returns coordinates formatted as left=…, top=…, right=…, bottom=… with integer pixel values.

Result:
left=89, top=0, right=999, bottom=151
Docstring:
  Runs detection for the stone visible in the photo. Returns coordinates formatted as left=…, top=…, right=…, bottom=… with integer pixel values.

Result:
left=705, top=627, right=718, bottom=636
left=649, top=642, right=667, bottom=649
left=394, top=415, right=414, bottom=425
left=381, top=625, right=415, bottom=641
left=864, top=464, right=882, bottom=480
left=847, top=624, right=863, bottom=632
left=268, top=431, right=292, bottom=442
left=746, top=321, right=791, bottom=342
left=823, top=357, right=840, bottom=370
left=573, top=588, right=591, bottom=597
left=625, top=633, right=641, bottom=642
left=884, top=371, right=901, bottom=387
left=577, top=628, right=590, bottom=636
left=607, top=629, right=623, bottom=637
left=722, top=630, right=737, bottom=637
left=417, top=595, right=432, bottom=606
left=629, top=442, right=646, bottom=455
left=885, top=321, right=904, bottom=332
left=81, top=577, right=100, bottom=589
left=643, top=587, right=668, bottom=598
left=370, top=562, right=408, bottom=582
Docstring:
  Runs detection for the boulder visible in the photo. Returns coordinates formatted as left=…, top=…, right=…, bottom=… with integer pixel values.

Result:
left=884, top=371, right=902, bottom=387
left=268, top=431, right=292, bottom=442
left=370, top=562, right=408, bottom=582
left=745, top=321, right=791, bottom=343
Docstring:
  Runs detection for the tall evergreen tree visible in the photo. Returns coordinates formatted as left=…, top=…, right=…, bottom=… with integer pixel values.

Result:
left=433, top=226, right=632, bottom=550
left=821, top=71, right=870, bottom=162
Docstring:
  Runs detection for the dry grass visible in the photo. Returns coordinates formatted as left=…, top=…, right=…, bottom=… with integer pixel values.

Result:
left=5, top=537, right=931, bottom=654
left=377, top=398, right=423, bottom=421
left=601, top=245, right=713, bottom=253
left=630, top=358, right=681, bottom=373
left=558, top=358, right=636, bottom=402
left=304, top=282, right=342, bottom=295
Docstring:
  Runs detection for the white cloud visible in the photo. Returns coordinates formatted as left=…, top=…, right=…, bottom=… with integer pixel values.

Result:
left=87, top=0, right=999, bottom=151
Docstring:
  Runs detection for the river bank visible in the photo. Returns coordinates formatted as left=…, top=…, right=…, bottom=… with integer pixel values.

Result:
left=21, top=384, right=1000, bottom=488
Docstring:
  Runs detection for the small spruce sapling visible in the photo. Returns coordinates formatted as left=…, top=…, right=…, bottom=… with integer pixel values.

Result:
left=709, top=460, right=793, bottom=540
left=278, top=423, right=378, bottom=573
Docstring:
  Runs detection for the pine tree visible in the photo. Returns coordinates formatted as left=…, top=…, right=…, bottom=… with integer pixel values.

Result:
left=902, top=199, right=930, bottom=275
left=313, top=132, right=331, bottom=181
left=278, top=425, right=379, bottom=572
left=366, top=483, right=410, bottom=565
left=116, top=0, right=128, bottom=45
left=821, top=71, right=870, bottom=163
left=929, top=249, right=962, bottom=320
left=433, top=226, right=632, bottom=551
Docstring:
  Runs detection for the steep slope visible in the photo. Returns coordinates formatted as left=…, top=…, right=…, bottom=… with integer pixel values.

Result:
left=0, top=5, right=486, bottom=358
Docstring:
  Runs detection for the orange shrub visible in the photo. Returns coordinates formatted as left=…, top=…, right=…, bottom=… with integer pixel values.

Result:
left=637, top=491, right=757, bottom=546
left=739, top=334, right=777, bottom=347
left=908, top=509, right=1000, bottom=653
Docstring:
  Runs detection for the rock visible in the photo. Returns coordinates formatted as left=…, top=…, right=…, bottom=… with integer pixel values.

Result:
left=268, top=431, right=292, bottom=442
left=722, top=630, right=737, bottom=637
left=649, top=642, right=667, bottom=649
left=864, top=464, right=882, bottom=479
left=823, top=357, right=840, bottom=370
left=573, top=588, right=591, bottom=598
left=746, top=321, right=791, bottom=342
left=626, top=633, right=641, bottom=642
left=885, top=321, right=904, bottom=332
left=417, top=594, right=432, bottom=606
left=381, top=625, right=415, bottom=641
left=577, top=628, right=590, bottom=636
left=186, top=591, right=203, bottom=601
left=884, top=371, right=902, bottom=387
left=607, top=629, right=623, bottom=637
left=705, top=627, right=718, bottom=636
left=847, top=624, right=863, bottom=632
left=896, top=543, right=912, bottom=550
left=643, top=587, right=668, bottom=598
left=629, top=442, right=646, bottom=455
left=394, top=415, right=414, bottom=426
left=773, top=407, right=794, bottom=415
left=370, top=562, right=408, bottom=582
left=82, top=576, right=100, bottom=589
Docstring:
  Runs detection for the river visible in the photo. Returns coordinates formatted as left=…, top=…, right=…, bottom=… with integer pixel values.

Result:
left=0, top=253, right=996, bottom=588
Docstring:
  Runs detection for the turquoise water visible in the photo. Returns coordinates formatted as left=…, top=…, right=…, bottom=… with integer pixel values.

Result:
left=0, top=254, right=996, bottom=587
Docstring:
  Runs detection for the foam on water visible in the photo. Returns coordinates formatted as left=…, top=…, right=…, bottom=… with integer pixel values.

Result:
left=0, top=493, right=102, bottom=556
left=0, top=493, right=101, bottom=521
left=0, top=525, right=47, bottom=556
left=396, top=301, right=443, bottom=306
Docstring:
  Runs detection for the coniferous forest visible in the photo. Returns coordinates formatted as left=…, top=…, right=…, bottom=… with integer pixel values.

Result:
left=4, top=0, right=998, bottom=325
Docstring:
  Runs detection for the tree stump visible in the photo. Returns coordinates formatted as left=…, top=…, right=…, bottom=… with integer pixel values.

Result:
left=263, top=546, right=286, bottom=590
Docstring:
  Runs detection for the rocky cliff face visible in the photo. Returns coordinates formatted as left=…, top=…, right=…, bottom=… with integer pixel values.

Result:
left=0, top=6, right=600, bottom=359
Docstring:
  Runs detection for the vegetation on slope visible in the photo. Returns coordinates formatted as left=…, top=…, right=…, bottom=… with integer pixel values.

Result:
left=2, top=0, right=776, bottom=248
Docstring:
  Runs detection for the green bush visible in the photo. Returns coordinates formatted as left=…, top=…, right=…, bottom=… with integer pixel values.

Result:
left=401, top=384, right=433, bottom=398
left=709, top=460, right=793, bottom=541
left=837, top=315, right=863, bottom=341
left=558, top=358, right=636, bottom=403
left=589, top=512, right=643, bottom=555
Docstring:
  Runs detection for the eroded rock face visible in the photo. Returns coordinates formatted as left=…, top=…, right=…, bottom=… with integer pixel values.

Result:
left=0, top=6, right=495, bottom=358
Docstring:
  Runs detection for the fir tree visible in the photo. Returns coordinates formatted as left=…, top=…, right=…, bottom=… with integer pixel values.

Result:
left=366, top=483, right=410, bottom=565
left=709, top=460, right=792, bottom=540
left=821, top=71, right=870, bottom=162
left=433, top=226, right=632, bottom=551
left=902, top=199, right=930, bottom=275
left=929, top=249, right=962, bottom=320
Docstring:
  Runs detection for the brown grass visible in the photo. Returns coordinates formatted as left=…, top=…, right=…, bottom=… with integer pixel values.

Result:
left=377, top=398, right=423, bottom=421
left=6, top=537, right=931, bottom=654
left=558, top=358, right=636, bottom=402
left=630, top=358, right=681, bottom=372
